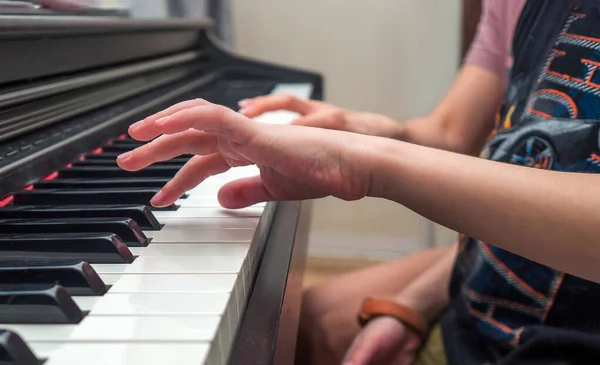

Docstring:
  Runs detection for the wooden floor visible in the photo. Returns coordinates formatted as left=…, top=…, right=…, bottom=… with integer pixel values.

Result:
left=302, top=256, right=383, bottom=288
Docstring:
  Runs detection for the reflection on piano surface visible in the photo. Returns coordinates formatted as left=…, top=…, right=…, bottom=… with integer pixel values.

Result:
left=0, top=14, right=322, bottom=365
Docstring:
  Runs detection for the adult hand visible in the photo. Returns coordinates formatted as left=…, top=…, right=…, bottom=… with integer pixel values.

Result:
left=342, top=317, right=422, bottom=365
left=239, top=95, right=402, bottom=138
left=116, top=98, right=375, bottom=208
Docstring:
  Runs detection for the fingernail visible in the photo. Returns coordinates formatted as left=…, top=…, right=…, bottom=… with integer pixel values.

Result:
left=150, top=190, right=164, bottom=206
left=155, top=116, right=171, bottom=126
left=117, top=151, right=131, bottom=161
left=238, top=99, right=251, bottom=107
left=129, top=121, right=143, bottom=130
left=238, top=108, right=248, bottom=115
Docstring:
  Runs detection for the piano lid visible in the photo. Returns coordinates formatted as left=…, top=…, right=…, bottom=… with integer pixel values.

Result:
left=0, top=13, right=212, bottom=86
left=0, top=13, right=212, bottom=35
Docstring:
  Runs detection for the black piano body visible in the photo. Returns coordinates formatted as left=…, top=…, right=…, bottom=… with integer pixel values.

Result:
left=0, top=14, right=322, bottom=365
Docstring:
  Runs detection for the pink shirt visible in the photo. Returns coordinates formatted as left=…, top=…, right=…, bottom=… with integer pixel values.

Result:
left=464, top=0, right=527, bottom=78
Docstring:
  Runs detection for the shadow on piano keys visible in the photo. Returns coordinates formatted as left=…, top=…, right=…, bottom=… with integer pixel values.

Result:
left=0, top=13, right=322, bottom=365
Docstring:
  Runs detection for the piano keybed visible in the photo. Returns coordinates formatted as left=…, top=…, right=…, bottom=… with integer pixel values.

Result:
left=0, top=82, right=313, bottom=365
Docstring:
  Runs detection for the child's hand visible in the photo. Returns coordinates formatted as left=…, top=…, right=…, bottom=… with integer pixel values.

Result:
left=116, top=98, right=374, bottom=209
left=239, top=94, right=401, bottom=138
left=342, top=317, right=422, bottom=365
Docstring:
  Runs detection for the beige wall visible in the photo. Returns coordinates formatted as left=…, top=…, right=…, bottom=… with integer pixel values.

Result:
left=230, top=0, right=462, bottom=259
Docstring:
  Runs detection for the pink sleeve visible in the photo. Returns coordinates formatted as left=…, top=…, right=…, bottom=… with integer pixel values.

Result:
left=464, top=0, right=509, bottom=77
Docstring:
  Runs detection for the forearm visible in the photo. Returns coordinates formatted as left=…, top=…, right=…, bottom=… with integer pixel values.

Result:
left=365, top=138, right=600, bottom=282
left=394, top=243, right=458, bottom=323
left=383, top=65, right=504, bottom=155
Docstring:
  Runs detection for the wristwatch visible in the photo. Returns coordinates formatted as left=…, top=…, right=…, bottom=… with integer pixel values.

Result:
left=357, top=297, right=429, bottom=340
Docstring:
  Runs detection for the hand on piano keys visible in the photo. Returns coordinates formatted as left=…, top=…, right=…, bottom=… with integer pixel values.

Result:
left=0, top=83, right=314, bottom=365
left=117, top=98, right=374, bottom=210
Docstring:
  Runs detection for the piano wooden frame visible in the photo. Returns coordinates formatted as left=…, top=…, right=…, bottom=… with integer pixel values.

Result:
left=0, top=14, right=323, bottom=365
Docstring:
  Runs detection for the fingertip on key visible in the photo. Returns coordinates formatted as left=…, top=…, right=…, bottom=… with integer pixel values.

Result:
left=150, top=190, right=165, bottom=207
left=129, top=121, right=143, bottom=131
left=116, top=151, right=131, bottom=162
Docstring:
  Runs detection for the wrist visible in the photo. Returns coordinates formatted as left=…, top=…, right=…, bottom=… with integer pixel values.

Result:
left=362, top=137, right=413, bottom=200
left=358, top=297, right=430, bottom=341
left=393, top=294, right=441, bottom=325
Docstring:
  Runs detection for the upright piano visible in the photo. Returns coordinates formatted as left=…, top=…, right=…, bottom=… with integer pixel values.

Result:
left=0, top=12, right=322, bottom=365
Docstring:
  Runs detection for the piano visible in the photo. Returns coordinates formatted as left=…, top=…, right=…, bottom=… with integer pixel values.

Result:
left=0, top=12, right=322, bottom=365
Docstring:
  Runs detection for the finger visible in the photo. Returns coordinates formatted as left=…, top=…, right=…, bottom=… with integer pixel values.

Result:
left=341, top=333, right=378, bottom=365
left=238, top=94, right=316, bottom=118
left=150, top=153, right=231, bottom=207
left=138, top=104, right=261, bottom=145
left=217, top=175, right=275, bottom=209
left=291, top=110, right=345, bottom=130
left=128, top=98, right=210, bottom=141
left=116, top=131, right=218, bottom=171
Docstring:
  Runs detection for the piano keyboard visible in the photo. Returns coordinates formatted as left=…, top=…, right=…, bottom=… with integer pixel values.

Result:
left=0, top=82, right=312, bottom=365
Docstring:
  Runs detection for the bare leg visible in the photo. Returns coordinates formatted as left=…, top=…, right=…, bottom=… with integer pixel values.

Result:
left=296, top=246, right=452, bottom=365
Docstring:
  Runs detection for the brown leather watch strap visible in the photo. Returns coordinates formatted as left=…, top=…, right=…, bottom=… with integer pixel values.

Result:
left=357, top=297, right=429, bottom=340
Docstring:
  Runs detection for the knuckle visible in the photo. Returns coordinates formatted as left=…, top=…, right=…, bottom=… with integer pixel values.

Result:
left=325, top=109, right=347, bottom=129
left=328, top=109, right=345, bottom=120
left=192, top=98, right=207, bottom=105
left=173, top=107, right=194, bottom=121
left=282, top=94, right=299, bottom=106
left=210, top=103, right=230, bottom=119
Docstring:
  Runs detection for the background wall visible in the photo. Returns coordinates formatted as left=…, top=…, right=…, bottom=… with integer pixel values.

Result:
left=230, top=0, right=463, bottom=259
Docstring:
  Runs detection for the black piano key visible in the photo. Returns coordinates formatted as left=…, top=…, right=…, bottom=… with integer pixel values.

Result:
left=12, top=189, right=177, bottom=210
left=72, top=159, right=187, bottom=168
left=0, top=284, right=83, bottom=324
left=0, top=205, right=161, bottom=230
left=100, top=145, right=137, bottom=153
left=0, top=261, right=106, bottom=296
left=72, top=159, right=187, bottom=167
left=0, top=330, right=39, bottom=365
left=33, top=178, right=171, bottom=190
left=0, top=217, right=148, bottom=247
left=57, top=166, right=181, bottom=179
left=107, top=140, right=147, bottom=147
left=84, top=152, right=194, bottom=159
left=0, top=233, right=134, bottom=264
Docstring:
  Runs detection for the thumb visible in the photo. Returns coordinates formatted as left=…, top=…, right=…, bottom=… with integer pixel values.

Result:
left=342, top=332, right=379, bottom=365
left=217, top=175, right=274, bottom=209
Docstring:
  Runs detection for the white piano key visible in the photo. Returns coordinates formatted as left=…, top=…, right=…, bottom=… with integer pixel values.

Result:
left=92, top=256, right=246, bottom=274
left=152, top=217, right=260, bottom=229
left=28, top=342, right=65, bottom=360
left=88, top=292, right=232, bottom=316
left=29, top=82, right=313, bottom=365
left=43, top=343, right=210, bottom=365
left=176, top=200, right=265, bottom=209
left=150, top=228, right=255, bottom=243
left=154, top=207, right=263, bottom=219
left=72, top=296, right=101, bottom=312
left=0, top=324, right=78, bottom=342
left=108, top=274, right=239, bottom=293
left=251, top=83, right=312, bottom=125
left=98, top=274, right=122, bottom=286
left=129, top=243, right=249, bottom=257
left=68, top=316, right=221, bottom=342
left=92, top=263, right=130, bottom=274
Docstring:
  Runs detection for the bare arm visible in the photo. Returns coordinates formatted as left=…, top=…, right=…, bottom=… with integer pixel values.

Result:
left=241, top=65, right=504, bottom=157
left=394, top=243, right=458, bottom=323
left=393, top=64, right=504, bottom=155
left=364, top=138, right=600, bottom=283
left=120, top=88, right=600, bottom=282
